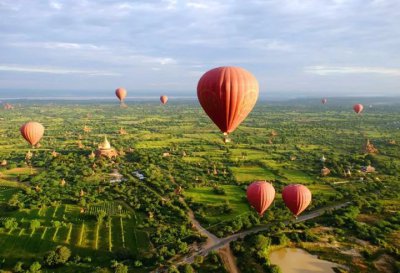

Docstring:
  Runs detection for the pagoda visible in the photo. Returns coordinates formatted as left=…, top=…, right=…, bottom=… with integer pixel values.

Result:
left=363, top=139, right=378, bottom=154
left=321, top=167, right=331, bottom=177
left=95, top=136, right=118, bottom=159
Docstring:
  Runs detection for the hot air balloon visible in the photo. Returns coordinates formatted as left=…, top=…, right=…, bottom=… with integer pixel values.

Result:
left=115, top=87, right=127, bottom=106
left=282, top=184, right=312, bottom=217
left=160, top=95, right=168, bottom=105
left=197, top=66, right=259, bottom=142
left=20, top=122, right=44, bottom=147
left=353, top=104, right=363, bottom=114
left=246, top=181, right=275, bottom=216
left=321, top=98, right=327, bottom=104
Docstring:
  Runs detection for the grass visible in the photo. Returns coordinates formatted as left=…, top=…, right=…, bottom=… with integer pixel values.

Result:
left=279, top=169, right=315, bottom=184
left=230, top=165, right=278, bottom=183
left=0, top=187, right=21, bottom=202
left=184, top=185, right=251, bottom=225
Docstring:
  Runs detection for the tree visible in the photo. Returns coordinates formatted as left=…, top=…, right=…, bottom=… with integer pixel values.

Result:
left=29, top=261, right=42, bottom=273
left=92, top=268, right=112, bottom=273
left=268, top=265, right=282, bottom=273
left=52, top=220, right=62, bottom=229
left=114, top=263, right=128, bottom=273
left=3, top=218, right=18, bottom=230
left=182, top=264, right=194, bottom=273
left=8, top=193, right=23, bottom=209
left=97, top=210, right=106, bottom=224
left=167, top=265, right=180, bottom=273
left=13, top=261, right=24, bottom=273
left=44, top=246, right=71, bottom=266
left=30, top=219, right=41, bottom=231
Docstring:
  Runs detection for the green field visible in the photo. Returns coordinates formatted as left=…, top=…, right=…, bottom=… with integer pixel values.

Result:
left=230, top=166, right=278, bottom=183
left=0, top=187, right=150, bottom=268
left=184, top=185, right=251, bottom=225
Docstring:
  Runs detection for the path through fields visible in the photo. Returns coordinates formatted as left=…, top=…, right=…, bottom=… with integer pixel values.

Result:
left=182, top=197, right=240, bottom=273
left=154, top=201, right=351, bottom=272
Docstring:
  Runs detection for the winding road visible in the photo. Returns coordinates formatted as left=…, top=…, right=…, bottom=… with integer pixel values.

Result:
left=175, top=201, right=351, bottom=269
left=153, top=195, right=351, bottom=273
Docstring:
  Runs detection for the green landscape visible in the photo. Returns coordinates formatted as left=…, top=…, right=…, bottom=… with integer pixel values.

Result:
left=0, top=98, right=399, bottom=273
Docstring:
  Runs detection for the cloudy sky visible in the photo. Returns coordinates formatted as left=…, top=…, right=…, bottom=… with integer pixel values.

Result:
left=0, top=0, right=399, bottom=97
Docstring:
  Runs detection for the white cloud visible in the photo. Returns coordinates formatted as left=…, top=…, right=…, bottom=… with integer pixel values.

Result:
left=0, top=1, right=21, bottom=11
left=304, top=65, right=400, bottom=76
left=116, top=3, right=135, bottom=10
left=49, top=0, right=63, bottom=10
left=187, top=2, right=209, bottom=9
left=164, top=0, right=177, bottom=10
left=249, top=39, right=293, bottom=51
left=0, top=64, right=119, bottom=76
left=10, top=41, right=103, bottom=50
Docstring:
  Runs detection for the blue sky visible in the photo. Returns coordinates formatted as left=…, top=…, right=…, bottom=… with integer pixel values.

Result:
left=0, top=0, right=399, bottom=97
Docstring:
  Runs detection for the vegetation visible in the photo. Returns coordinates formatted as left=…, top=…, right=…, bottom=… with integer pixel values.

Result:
left=0, top=98, right=399, bottom=272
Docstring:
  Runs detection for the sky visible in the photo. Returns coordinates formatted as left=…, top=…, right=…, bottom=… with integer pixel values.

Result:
left=0, top=0, right=399, bottom=97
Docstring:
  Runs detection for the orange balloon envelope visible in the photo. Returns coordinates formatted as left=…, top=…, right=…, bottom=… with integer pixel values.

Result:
left=282, top=184, right=312, bottom=217
left=353, top=104, right=363, bottom=114
left=321, top=98, right=327, bottom=104
left=20, top=121, right=44, bottom=147
left=246, top=181, right=275, bottom=216
left=160, top=95, right=168, bottom=105
left=197, top=66, right=259, bottom=135
left=115, top=87, right=127, bottom=102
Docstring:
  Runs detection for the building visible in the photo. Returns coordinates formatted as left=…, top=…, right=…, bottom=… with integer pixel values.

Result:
left=363, top=139, right=378, bottom=154
left=60, top=179, right=66, bottom=187
left=83, top=125, right=91, bottom=133
left=110, top=169, right=124, bottom=183
left=361, top=165, right=376, bottom=173
left=95, top=136, right=118, bottom=159
left=133, top=170, right=145, bottom=180
left=321, top=167, right=331, bottom=177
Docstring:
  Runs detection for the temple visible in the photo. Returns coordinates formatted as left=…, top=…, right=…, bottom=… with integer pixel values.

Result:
left=363, top=139, right=378, bottom=154
left=95, top=136, right=118, bottom=159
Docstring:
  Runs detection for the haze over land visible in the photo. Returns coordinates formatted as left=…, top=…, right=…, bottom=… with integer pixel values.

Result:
left=0, top=0, right=399, bottom=97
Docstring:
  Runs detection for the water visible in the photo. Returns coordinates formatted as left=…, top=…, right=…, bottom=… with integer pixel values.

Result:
left=269, top=248, right=340, bottom=273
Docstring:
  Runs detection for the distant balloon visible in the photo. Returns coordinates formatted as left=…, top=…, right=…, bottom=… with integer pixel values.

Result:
left=197, top=66, right=259, bottom=136
left=115, top=88, right=127, bottom=102
left=160, top=95, right=168, bottom=105
left=282, top=184, right=312, bottom=217
left=353, top=104, right=363, bottom=114
left=321, top=98, right=327, bottom=104
left=246, top=181, right=275, bottom=216
left=20, top=122, right=44, bottom=147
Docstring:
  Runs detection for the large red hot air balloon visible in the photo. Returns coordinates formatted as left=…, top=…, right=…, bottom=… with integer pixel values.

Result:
left=353, top=104, right=363, bottom=114
left=282, top=184, right=312, bottom=217
left=160, top=95, right=168, bottom=105
left=115, top=88, right=127, bottom=102
left=197, top=66, right=259, bottom=138
left=321, top=98, right=327, bottom=104
left=246, top=181, right=275, bottom=216
left=20, top=122, right=44, bottom=147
